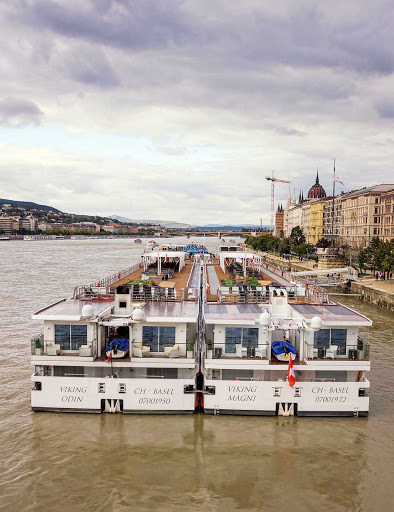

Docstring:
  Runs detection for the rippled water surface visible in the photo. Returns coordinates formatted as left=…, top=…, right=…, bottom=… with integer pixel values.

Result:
left=0, top=238, right=393, bottom=512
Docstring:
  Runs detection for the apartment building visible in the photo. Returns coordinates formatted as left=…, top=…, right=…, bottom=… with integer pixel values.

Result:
left=0, top=216, right=14, bottom=235
left=340, top=184, right=394, bottom=247
left=323, top=196, right=342, bottom=240
left=381, top=189, right=394, bottom=241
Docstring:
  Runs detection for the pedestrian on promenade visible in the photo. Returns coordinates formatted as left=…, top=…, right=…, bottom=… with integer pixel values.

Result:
left=375, top=271, right=378, bottom=280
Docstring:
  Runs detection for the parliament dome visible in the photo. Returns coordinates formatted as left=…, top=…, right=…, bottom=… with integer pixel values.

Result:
left=307, top=172, right=326, bottom=199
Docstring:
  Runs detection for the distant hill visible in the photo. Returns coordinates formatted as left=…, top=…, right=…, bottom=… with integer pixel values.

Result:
left=0, top=198, right=62, bottom=213
left=109, top=215, right=192, bottom=229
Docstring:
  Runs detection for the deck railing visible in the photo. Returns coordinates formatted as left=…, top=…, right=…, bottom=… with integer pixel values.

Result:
left=32, top=337, right=97, bottom=357
left=305, top=340, right=370, bottom=361
left=206, top=342, right=270, bottom=359
left=90, top=262, right=141, bottom=289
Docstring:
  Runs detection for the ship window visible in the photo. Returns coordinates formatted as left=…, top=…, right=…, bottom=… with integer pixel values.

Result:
left=55, top=324, right=87, bottom=351
left=147, top=368, right=178, bottom=379
left=142, top=326, right=175, bottom=352
left=314, top=329, right=347, bottom=355
left=53, top=366, right=85, bottom=377
left=119, top=301, right=127, bottom=308
left=222, top=369, right=254, bottom=380
left=224, top=327, right=259, bottom=353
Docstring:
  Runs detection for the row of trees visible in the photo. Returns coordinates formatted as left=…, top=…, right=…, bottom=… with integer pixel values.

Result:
left=246, top=226, right=315, bottom=258
left=358, top=238, right=394, bottom=273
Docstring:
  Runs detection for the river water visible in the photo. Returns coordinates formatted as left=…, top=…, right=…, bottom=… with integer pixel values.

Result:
left=0, top=238, right=393, bottom=512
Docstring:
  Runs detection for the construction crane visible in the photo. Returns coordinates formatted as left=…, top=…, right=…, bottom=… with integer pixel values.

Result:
left=265, top=171, right=291, bottom=232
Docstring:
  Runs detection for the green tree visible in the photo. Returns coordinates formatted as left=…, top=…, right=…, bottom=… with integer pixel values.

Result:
left=290, top=226, right=306, bottom=246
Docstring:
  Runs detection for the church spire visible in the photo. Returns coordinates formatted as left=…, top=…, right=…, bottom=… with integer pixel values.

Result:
left=316, top=167, right=320, bottom=185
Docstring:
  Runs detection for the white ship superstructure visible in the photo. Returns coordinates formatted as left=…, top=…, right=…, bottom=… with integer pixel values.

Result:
left=31, top=252, right=200, bottom=413
left=31, top=246, right=372, bottom=417
left=202, top=249, right=371, bottom=417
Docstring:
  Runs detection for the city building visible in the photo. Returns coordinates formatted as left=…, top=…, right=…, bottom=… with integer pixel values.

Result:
left=0, top=216, right=14, bottom=235
left=323, top=196, right=342, bottom=240
left=381, top=188, right=394, bottom=242
left=274, top=204, right=284, bottom=237
left=309, top=198, right=329, bottom=244
left=301, top=202, right=311, bottom=242
left=340, top=184, right=394, bottom=247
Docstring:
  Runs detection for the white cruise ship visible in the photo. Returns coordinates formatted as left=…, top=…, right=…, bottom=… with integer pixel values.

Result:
left=31, top=248, right=372, bottom=417
left=31, top=250, right=200, bottom=413
left=202, top=249, right=371, bottom=417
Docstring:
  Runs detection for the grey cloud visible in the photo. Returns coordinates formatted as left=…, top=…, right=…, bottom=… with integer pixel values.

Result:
left=62, top=45, right=120, bottom=88
left=13, top=0, right=195, bottom=50
left=10, top=0, right=394, bottom=75
left=267, top=125, right=308, bottom=137
left=0, top=97, right=43, bottom=126
left=376, top=101, right=394, bottom=119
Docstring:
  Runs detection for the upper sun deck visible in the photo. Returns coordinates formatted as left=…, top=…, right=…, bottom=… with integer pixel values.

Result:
left=205, top=258, right=312, bottom=304
left=32, top=299, right=111, bottom=321
left=291, top=303, right=373, bottom=327
left=73, top=252, right=200, bottom=303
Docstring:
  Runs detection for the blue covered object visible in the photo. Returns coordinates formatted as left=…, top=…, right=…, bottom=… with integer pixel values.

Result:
left=184, top=244, right=208, bottom=254
left=271, top=341, right=296, bottom=356
left=105, top=338, right=129, bottom=353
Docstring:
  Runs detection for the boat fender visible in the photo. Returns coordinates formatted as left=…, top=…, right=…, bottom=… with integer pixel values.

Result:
left=117, top=272, right=120, bottom=279
left=96, top=282, right=100, bottom=287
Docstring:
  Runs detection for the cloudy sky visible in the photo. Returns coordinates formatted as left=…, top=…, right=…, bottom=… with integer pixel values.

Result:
left=0, top=0, right=393, bottom=225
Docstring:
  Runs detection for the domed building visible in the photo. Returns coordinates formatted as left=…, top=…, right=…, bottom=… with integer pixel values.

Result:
left=307, top=171, right=326, bottom=199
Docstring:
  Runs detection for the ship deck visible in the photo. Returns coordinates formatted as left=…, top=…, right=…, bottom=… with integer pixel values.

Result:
left=108, top=260, right=194, bottom=291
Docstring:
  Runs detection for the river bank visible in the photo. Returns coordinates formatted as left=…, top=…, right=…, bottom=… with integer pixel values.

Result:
left=338, top=279, right=394, bottom=311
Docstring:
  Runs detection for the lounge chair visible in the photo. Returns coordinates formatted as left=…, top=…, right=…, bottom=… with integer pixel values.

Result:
left=79, top=344, right=93, bottom=357
left=47, top=343, right=61, bottom=356
left=255, top=346, right=267, bottom=359
left=325, top=345, right=338, bottom=359
left=235, top=344, right=247, bottom=358
left=163, top=344, right=179, bottom=358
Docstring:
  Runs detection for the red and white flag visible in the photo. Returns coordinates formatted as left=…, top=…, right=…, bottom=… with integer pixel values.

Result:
left=252, top=255, right=255, bottom=263
left=287, top=355, right=296, bottom=387
left=106, top=352, right=112, bottom=362
left=334, top=176, right=344, bottom=185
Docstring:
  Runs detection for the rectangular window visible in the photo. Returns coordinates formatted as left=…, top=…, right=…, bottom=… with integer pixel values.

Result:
left=330, top=329, right=347, bottom=355
left=314, top=328, right=347, bottom=355
left=119, top=301, right=127, bottom=308
left=224, top=327, right=259, bottom=353
left=314, top=329, right=330, bottom=349
left=55, top=324, right=87, bottom=351
left=222, top=369, right=254, bottom=380
left=147, top=368, right=178, bottom=379
left=142, top=326, right=176, bottom=352
left=225, top=327, right=242, bottom=353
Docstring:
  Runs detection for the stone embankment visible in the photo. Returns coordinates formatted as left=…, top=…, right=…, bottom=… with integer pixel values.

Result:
left=338, top=280, right=394, bottom=311
left=255, top=252, right=316, bottom=273
left=253, top=250, right=394, bottom=311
